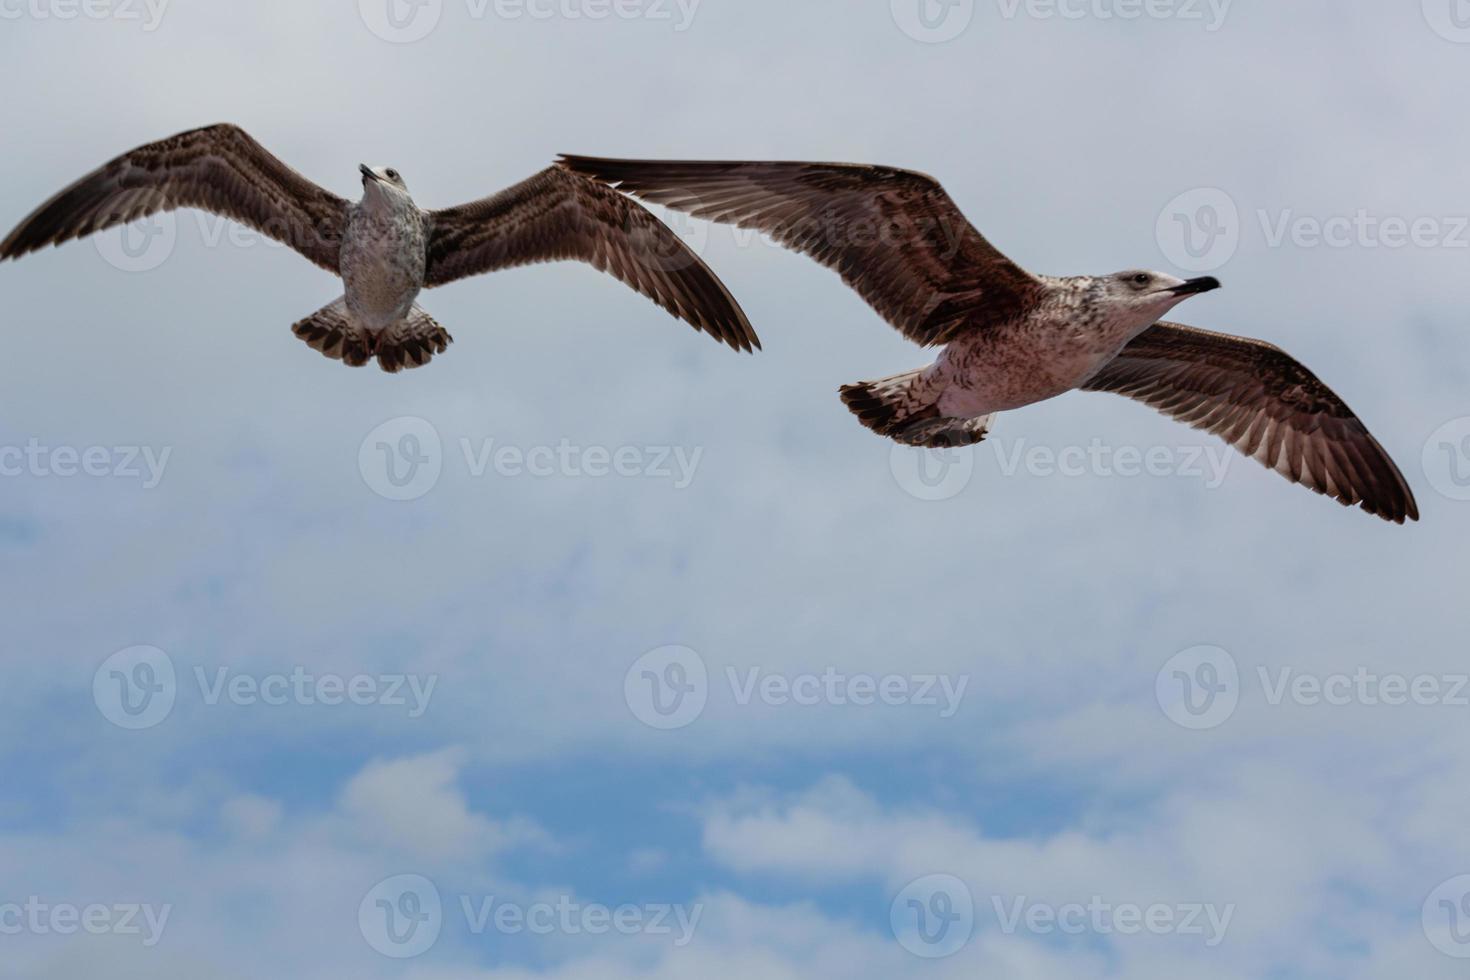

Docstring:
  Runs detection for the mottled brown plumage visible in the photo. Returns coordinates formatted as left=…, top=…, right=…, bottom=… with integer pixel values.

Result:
left=1, top=126, right=760, bottom=371
left=556, top=156, right=1040, bottom=346
left=426, top=167, right=757, bottom=351
left=563, top=155, right=1418, bottom=524
left=1083, top=322, right=1419, bottom=524
left=0, top=123, right=346, bottom=270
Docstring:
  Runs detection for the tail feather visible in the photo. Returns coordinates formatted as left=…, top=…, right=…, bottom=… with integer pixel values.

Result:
left=291, top=300, right=453, bottom=372
left=375, top=307, right=453, bottom=374
left=291, top=298, right=373, bottom=367
left=840, top=369, right=929, bottom=434
left=839, top=371, right=995, bottom=448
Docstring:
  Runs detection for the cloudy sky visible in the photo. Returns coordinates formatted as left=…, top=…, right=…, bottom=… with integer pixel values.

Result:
left=1, top=0, right=1469, bottom=976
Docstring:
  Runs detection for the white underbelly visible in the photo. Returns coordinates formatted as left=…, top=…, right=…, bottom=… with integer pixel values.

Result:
left=937, top=373, right=1073, bottom=417
left=344, top=264, right=420, bottom=329
left=935, top=329, right=1129, bottom=416
left=340, top=212, right=427, bottom=329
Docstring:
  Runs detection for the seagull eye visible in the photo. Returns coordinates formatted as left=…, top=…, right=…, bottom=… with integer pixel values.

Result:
left=385, top=169, right=399, bottom=181
left=1131, top=273, right=1151, bottom=287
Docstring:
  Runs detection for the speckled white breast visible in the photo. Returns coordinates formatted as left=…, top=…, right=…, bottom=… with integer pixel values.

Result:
left=339, top=204, right=429, bottom=330
left=934, top=302, right=1156, bottom=418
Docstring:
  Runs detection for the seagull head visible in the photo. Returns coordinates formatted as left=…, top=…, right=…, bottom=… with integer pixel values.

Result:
left=1101, top=270, right=1221, bottom=316
left=359, top=164, right=411, bottom=200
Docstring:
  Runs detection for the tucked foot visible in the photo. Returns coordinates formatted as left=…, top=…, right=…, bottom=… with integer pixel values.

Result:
left=890, top=414, right=996, bottom=448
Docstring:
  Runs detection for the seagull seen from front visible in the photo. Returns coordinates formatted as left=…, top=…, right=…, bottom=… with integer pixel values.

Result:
left=560, top=155, right=1418, bottom=524
left=0, top=125, right=758, bottom=373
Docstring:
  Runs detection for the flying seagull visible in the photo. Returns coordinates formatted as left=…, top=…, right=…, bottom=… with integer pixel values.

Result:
left=560, top=156, right=1418, bottom=524
left=0, top=125, right=758, bottom=372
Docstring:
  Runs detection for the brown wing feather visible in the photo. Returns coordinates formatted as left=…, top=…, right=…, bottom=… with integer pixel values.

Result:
left=0, top=124, right=348, bottom=271
left=423, top=167, right=758, bottom=352
left=556, top=156, right=1041, bottom=347
left=1083, top=321, right=1419, bottom=524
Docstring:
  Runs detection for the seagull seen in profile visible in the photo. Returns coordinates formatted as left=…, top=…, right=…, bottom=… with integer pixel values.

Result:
left=559, top=155, right=1418, bottom=524
left=0, top=125, right=758, bottom=373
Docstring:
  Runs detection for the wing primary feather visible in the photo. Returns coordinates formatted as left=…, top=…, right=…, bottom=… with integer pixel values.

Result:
left=1, top=124, right=349, bottom=272
left=556, top=155, right=1041, bottom=347
left=1083, top=321, right=1418, bottom=524
left=424, top=166, right=758, bottom=352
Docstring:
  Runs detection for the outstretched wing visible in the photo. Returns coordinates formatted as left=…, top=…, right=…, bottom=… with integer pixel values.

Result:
left=557, top=156, right=1042, bottom=347
left=1, top=123, right=348, bottom=272
left=423, top=167, right=758, bottom=352
left=1083, top=321, right=1419, bottom=524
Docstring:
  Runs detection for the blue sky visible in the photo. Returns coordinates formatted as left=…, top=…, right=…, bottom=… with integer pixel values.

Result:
left=2, top=0, right=1469, bottom=976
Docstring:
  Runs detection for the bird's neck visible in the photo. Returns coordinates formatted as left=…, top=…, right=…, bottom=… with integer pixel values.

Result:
left=359, top=186, right=415, bottom=219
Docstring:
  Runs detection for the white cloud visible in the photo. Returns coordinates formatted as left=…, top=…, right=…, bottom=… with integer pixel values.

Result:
left=700, top=774, right=1455, bottom=976
left=337, top=747, right=551, bottom=862
left=219, top=793, right=283, bottom=840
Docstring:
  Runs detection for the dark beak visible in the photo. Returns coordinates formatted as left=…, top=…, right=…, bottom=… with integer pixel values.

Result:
left=359, top=164, right=379, bottom=183
left=1169, top=276, right=1222, bottom=297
